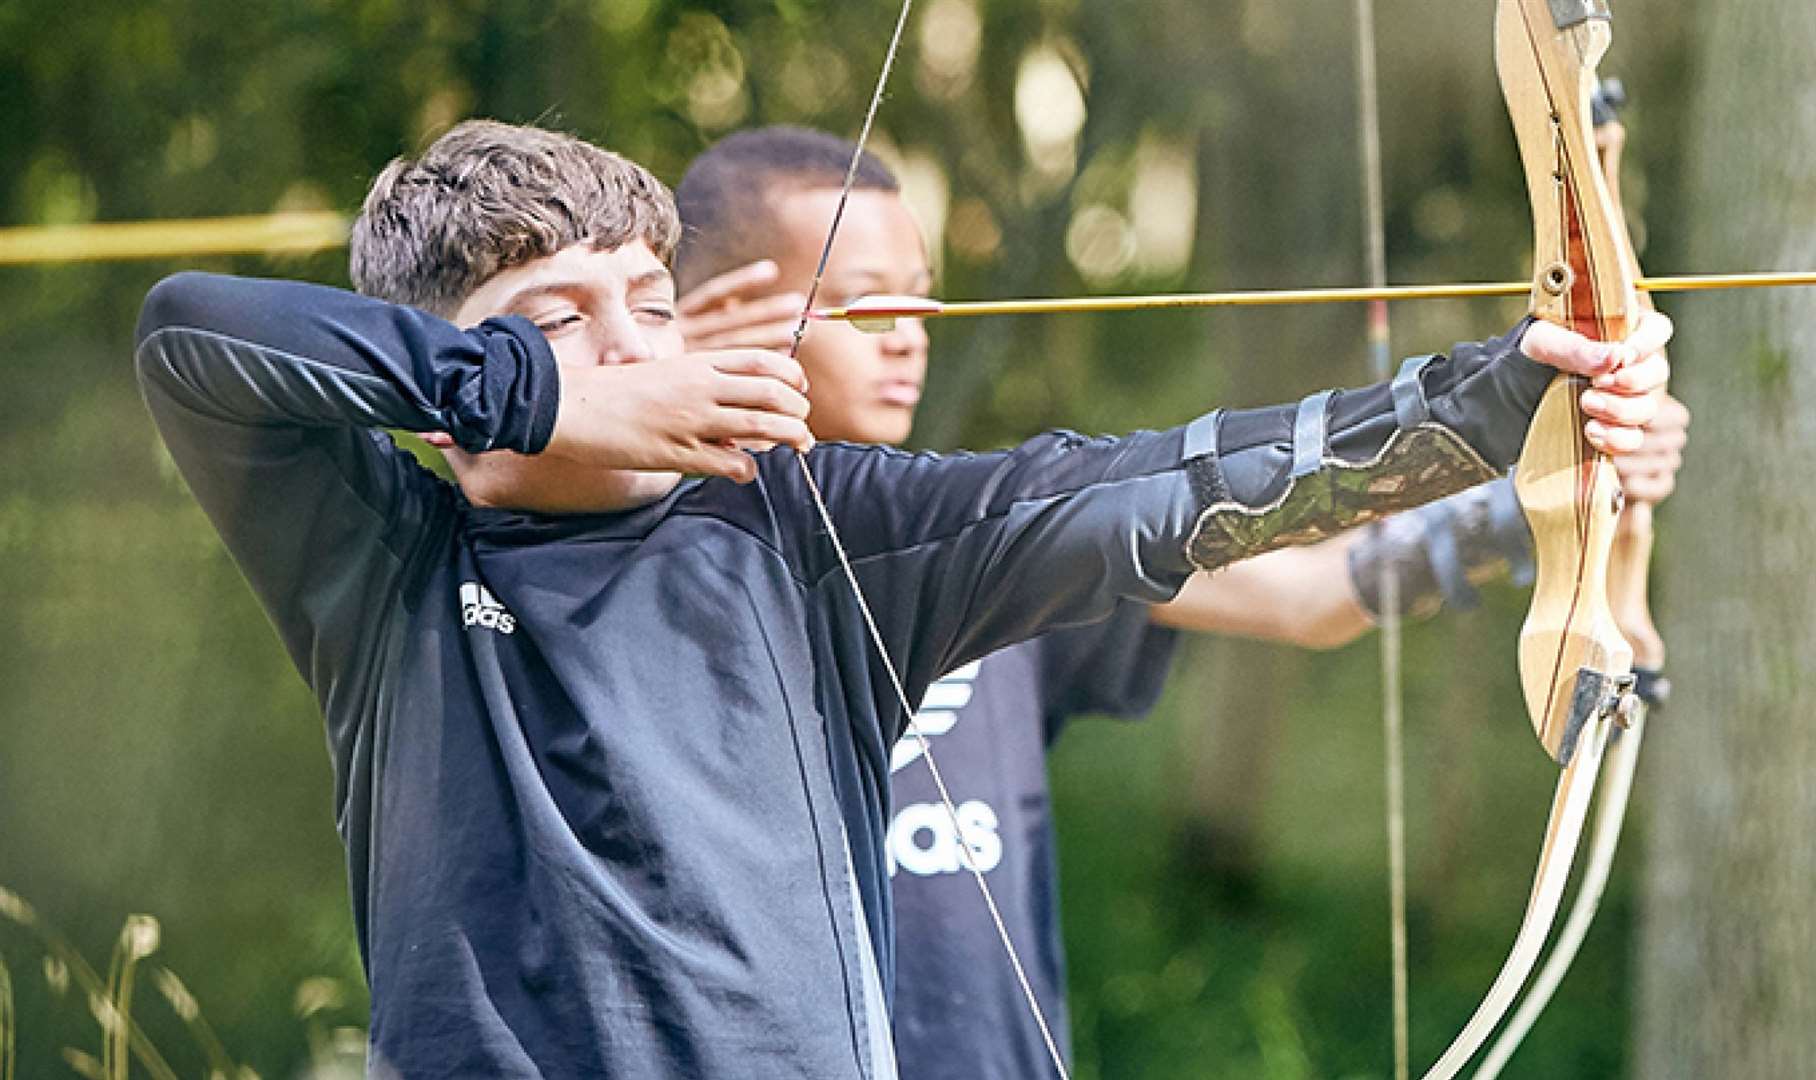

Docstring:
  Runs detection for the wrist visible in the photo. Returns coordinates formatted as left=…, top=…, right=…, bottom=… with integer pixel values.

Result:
left=1347, top=478, right=1535, bottom=620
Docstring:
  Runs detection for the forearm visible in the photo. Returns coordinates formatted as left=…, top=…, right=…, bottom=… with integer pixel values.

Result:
left=1152, top=537, right=1373, bottom=649
left=1154, top=478, right=1538, bottom=648
left=135, top=272, right=559, bottom=452
left=806, top=322, right=1551, bottom=680
left=1185, top=320, right=1548, bottom=568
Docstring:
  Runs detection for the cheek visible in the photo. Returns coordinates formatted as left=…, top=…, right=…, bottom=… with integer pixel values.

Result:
left=800, top=330, right=881, bottom=394
left=648, top=322, right=686, bottom=362
left=795, top=342, right=848, bottom=400
left=547, top=337, right=594, bottom=370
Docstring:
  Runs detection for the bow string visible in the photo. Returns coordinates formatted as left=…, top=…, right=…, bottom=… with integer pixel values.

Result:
left=782, top=3, right=1074, bottom=1077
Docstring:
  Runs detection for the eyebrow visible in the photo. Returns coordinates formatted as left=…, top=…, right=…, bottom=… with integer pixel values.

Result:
left=628, top=269, right=674, bottom=291
left=832, top=265, right=933, bottom=288
left=502, top=269, right=676, bottom=309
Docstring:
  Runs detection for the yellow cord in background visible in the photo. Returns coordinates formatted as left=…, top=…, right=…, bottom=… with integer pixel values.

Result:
left=0, top=212, right=349, bottom=266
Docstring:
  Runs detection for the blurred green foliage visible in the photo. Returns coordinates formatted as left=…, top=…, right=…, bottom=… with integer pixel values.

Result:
left=1, top=1, right=1700, bottom=1076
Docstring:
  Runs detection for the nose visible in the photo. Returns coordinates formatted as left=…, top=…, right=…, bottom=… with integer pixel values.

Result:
left=593, top=308, right=655, bottom=366
left=882, top=315, right=928, bottom=358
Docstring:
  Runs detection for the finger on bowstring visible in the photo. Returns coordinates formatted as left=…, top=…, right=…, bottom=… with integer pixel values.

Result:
left=687, top=326, right=788, bottom=354
left=732, top=325, right=807, bottom=353
left=687, top=301, right=808, bottom=347
left=677, top=260, right=782, bottom=316
left=714, top=377, right=811, bottom=424
left=684, top=442, right=761, bottom=484
left=685, top=297, right=808, bottom=350
left=702, top=407, right=815, bottom=453
left=706, top=349, right=811, bottom=396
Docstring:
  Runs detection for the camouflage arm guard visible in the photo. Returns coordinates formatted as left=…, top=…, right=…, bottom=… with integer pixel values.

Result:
left=1347, top=476, right=1536, bottom=620
left=1183, top=320, right=1551, bottom=571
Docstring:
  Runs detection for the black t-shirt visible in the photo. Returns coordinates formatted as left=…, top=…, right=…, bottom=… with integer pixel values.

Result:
left=889, top=603, right=1178, bottom=1079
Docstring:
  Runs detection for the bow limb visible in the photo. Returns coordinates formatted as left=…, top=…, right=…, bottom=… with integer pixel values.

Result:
left=1472, top=482, right=1659, bottom=1080
left=1474, top=713, right=1645, bottom=1080
left=1475, top=82, right=1670, bottom=1077
left=1418, top=5, right=1641, bottom=1076
left=1418, top=722, right=1612, bottom=1080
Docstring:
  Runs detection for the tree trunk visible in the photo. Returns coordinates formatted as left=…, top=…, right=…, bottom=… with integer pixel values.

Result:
left=1634, top=3, right=1816, bottom=1076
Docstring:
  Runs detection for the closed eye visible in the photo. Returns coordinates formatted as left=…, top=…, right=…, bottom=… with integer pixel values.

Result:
left=534, top=312, right=585, bottom=335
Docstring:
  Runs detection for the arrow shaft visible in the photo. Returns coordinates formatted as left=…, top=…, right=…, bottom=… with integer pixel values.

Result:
left=817, top=271, right=1816, bottom=323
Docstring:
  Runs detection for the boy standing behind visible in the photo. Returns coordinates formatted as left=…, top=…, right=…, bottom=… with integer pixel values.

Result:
left=673, top=126, right=1685, bottom=1079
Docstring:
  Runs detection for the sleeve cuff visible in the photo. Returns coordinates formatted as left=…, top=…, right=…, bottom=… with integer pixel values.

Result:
left=469, top=314, right=562, bottom=454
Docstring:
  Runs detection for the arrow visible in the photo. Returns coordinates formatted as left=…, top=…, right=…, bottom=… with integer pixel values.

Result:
left=814, top=271, right=1816, bottom=331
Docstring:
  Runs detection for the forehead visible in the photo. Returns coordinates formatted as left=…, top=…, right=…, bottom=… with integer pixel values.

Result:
left=461, top=240, right=671, bottom=318
left=772, top=188, right=927, bottom=268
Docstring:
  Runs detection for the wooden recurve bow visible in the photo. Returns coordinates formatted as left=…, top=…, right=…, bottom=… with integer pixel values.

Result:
left=1419, top=3, right=1643, bottom=1076
left=1474, top=75, right=1669, bottom=1078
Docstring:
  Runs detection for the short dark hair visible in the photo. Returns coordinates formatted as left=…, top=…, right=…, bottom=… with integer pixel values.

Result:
left=673, top=126, right=898, bottom=291
left=350, top=120, right=681, bottom=317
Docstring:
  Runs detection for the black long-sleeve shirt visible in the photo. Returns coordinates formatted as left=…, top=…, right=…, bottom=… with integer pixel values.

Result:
left=134, top=271, right=1546, bottom=1078
left=134, top=273, right=1211, bottom=1078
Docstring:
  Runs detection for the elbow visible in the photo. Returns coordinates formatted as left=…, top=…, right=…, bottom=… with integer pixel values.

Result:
left=135, top=272, right=227, bottom=391
left=136, top=272, right=219, bottom=349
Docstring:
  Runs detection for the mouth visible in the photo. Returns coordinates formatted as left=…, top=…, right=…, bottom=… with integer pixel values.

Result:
left=878, top=380, right=922, bottom=408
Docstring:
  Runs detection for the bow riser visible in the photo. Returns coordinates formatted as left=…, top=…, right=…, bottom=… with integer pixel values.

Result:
left=1497, top=0, right=1636, bottom=760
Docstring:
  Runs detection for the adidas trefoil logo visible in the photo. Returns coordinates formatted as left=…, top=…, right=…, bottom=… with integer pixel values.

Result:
left=459, top=581, right=517, bottom=635
left=890, top=660, right=980, bottom=774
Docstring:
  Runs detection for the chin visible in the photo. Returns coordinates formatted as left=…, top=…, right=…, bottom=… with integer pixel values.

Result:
left=604, top=470, right=686, bottom=508
left=853, top=412, right=916, bottom=447
left=452, top=451, right=681, bottom=514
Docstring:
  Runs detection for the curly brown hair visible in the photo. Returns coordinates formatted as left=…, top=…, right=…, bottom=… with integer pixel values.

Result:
left=350, top=120, right=681, bottom=316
